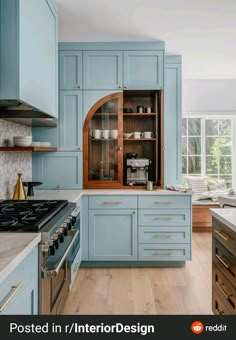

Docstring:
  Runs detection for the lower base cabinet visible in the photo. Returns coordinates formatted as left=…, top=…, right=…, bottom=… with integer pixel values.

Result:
left=83, top=194, right=192, bottom=266
left=89, top=209, right=137, bottom=261
left=0, top=247, right=38, bottom=315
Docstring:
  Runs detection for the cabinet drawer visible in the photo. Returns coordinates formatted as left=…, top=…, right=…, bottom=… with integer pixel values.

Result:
left=212, top=290, right=231, bottom=315
left=89, top=196, right=137, bottom=209
left=138, top=244, right=191, bottom=261
left=0, top=247, right=38, bottom=315
left=212, top=217, right=236, bottom=257
left=213, top=264, right=236, bottom=314
left=138, top=195, right=191, bottom=209
left=139, top=227, right=190, bottom=244
left=213, top=238, right=236, bottom=288
left=139, top=209, right=191, bottom=227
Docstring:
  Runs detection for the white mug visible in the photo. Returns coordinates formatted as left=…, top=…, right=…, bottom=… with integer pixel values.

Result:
left=110, top=129, right=118, bottom=139
left=91, top=129, right=101, bottom=139
left=143, top=131, right=154, bottom=138
left=102, top=129, right=109, bottom=139
left=133, top=132, right=144, bottom=139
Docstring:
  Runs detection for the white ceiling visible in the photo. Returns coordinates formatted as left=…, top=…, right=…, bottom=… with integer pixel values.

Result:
left=56, top=0, right=236, bottom=79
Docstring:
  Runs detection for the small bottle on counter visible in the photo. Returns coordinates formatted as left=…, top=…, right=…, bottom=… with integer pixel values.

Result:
left=99, top=161, right=104, bottom=180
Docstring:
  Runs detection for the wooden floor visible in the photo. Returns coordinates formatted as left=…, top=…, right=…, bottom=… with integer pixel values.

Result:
left=63, top=232, right=212, bottom=315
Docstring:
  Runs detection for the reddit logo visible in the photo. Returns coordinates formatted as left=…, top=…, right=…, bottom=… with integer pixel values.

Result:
left=191, top=321, right=204, bottom=334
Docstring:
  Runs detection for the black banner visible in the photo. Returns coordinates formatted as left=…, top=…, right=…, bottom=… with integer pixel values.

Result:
left=0, top=315, right=236, bottom=340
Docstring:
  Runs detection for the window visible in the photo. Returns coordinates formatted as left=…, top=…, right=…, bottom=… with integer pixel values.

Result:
left=182, top=118, right=233, bottom=187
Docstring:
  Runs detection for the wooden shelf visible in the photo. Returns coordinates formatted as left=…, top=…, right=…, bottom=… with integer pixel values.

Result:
left=123, top=113, right=156, bottom=116
left=0, top=146, right=57, bottom=152
left=90, top=138, right=117, bottom=141
left=123, top=138, right=156, bottom=141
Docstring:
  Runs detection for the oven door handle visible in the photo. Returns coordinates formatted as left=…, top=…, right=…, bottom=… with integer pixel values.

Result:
left=42, top=230, right=79, bottom=279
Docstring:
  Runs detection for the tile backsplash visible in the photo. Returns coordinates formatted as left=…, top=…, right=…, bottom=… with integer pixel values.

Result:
left=0, top=119, right=32, bottom=199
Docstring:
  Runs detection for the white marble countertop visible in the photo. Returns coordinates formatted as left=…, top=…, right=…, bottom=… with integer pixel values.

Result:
left=31, top=189, right=191, bottom=202
left=210, top=208, right=236, bottom=233
left=0, top=233, right=41, bottom=284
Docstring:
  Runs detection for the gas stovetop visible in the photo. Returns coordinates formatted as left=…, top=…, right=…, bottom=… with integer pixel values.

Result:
left=0, top=200, right=68, bottom=232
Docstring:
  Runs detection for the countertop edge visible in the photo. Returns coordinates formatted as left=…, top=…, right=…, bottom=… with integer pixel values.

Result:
left=210, top=208, right=236, bottom=232
left=0, top=234, right=41, bottom=285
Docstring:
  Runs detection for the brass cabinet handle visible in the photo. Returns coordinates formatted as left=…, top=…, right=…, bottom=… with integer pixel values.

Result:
left=117, top=146, right=122, bottom=151
left=102, top=201, right=122, bottom=205
left=215, top=307, right=224, bottom=315
left=215, top=254, right=230, bottom=269
left=215, top=281, right=230, bottom=300
left=153, top=251, right=176, bottom=255
left=154, top=201, right=174, bottom=204
left=0, top=282, right=23, bottom=312
left=153, top=233, right=175, bottom=237
left=214, top=229, right=230, bottom=241
left=153, top=217, right=174, bottom=221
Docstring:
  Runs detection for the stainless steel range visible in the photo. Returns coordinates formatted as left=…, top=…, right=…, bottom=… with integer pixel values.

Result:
left=0, top=200, right=81, bottom=315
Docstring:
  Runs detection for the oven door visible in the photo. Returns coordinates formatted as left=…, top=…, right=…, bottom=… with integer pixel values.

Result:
left=41, top=230, right=79, bottom=314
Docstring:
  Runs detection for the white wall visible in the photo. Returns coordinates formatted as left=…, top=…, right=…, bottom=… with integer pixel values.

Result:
left=183, top=79, right=236, bottom=115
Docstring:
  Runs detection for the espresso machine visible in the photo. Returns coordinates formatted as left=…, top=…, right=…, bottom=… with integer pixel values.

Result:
left=125, top=153, right=151, bottom=186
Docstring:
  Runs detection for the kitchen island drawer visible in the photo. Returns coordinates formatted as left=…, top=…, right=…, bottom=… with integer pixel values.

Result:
left=139, top=209, right=191, bottom=227
left=138, top=195, right=191, bottom=209
left=139, top=227, right=191, bottom=244
left=89, top=195, right=137, bottom=209
left=138, top=244, right=191, bottom=261
left=213, top=264, right=236, bottom=314
left=213, top=290, right=231, bottom=315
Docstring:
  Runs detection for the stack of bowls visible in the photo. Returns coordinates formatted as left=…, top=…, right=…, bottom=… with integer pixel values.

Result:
left=13, top=136, right=32, bottom=147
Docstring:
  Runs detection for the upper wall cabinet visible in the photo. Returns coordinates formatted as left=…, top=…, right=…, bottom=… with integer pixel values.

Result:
left=0, top=0, right=58, bottom=118
left=83, top=51, right=122, bottom=90
left=59, top=51, right=82, bottom=90
left=124, top=51, right=164, bottom=90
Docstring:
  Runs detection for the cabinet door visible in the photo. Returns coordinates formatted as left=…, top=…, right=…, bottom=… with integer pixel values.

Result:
left=59, top=91, right=83, bottom=151
left=59, top=51, right=82, bottom=90
left=89, top=209, right=137, bottom=261
left=32, top=152, right=82, bottom=189
left=124, top=51, right=164, bottom=89
left=164, top=57, right=182, bottom=185
left=83, top=51, right=122, bottom=90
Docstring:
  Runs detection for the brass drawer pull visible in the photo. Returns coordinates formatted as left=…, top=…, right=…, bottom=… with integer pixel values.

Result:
left=214, top=229, right=230, bottom=241
left=154, top=201, right=174, bottom=205
left=153, top=251, right=176, bottom=255
left=0, top=282, right=23, bottom=312
left=215, top=307, right=224, bottom=315
left=153, top=217, right=175, bottom=221
left=102, top=201, right=122, bottom=205
left=153, top=233, right=176, bottom=237
left=215, top=281, right=230, bottom=300
left=215, top=254, right=230, bottom=269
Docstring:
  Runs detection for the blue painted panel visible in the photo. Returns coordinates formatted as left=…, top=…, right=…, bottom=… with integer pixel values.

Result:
left=138, top=195, right=191, bottom=209
left=19, top=0, right=58, bottom=117
left=164, top=58, right=182, bottom=185
left=32, top=152, right=82, bottom=189
left=0, top=247, right=38, bottom=315
left=124, top=51, right=164, bottom=89
left=81, top=196, right=89, bottom=261
left=138, top=209, right=191, bottom=227
left=89, top=209, right=137, bottom=261
left=83, top=51, right=122, bottom=90
left=59, top=91, right=83, bottom=151
left=138, top=243, right=191, bottom=261
left=138, top=226, right=191, bottom=244
left=59, top=51, right=82, bottom=90
left=89, top=195, right=137, bottom=209
left=83, top=90, right=120, bottom=122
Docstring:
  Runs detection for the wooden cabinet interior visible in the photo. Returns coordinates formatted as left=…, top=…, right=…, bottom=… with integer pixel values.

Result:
left=83, top=90, right=163, bottom=189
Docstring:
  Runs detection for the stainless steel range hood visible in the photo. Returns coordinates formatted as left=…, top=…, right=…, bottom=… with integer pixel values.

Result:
left=0, top=99, right=54, bottom=118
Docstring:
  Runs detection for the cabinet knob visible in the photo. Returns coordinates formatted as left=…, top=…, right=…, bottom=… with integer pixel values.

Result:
left=124, top=85, right=128, bottom=89
left=57, top=185, right=62, bottom=190
left=118, top=85, right=122, bottom=89
left=133, top=211, right=136, bottom=215
left=75, top=84, right=81, bottom=89
left=117, top=146, right=122, bottom=151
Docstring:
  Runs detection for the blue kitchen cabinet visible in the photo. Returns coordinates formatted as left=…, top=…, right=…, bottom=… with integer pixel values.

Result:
left=0, top=247, right=38, bottom=315
left=83, top=51, right=123, bottom=90
left=0, top=0, right=58, bottom=118
left=32, top=152, right=82, bottom=189
left=124, top=51, right=164, bottom=89
left=59, top=51, right=82, bottom=90
left=164, top=55, right=182, bottom=185
left=89, top=209, right=137, bottom=261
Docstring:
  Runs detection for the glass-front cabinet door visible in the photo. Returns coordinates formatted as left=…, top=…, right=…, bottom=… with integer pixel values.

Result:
left=83, top=93, right=123, bottom=188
